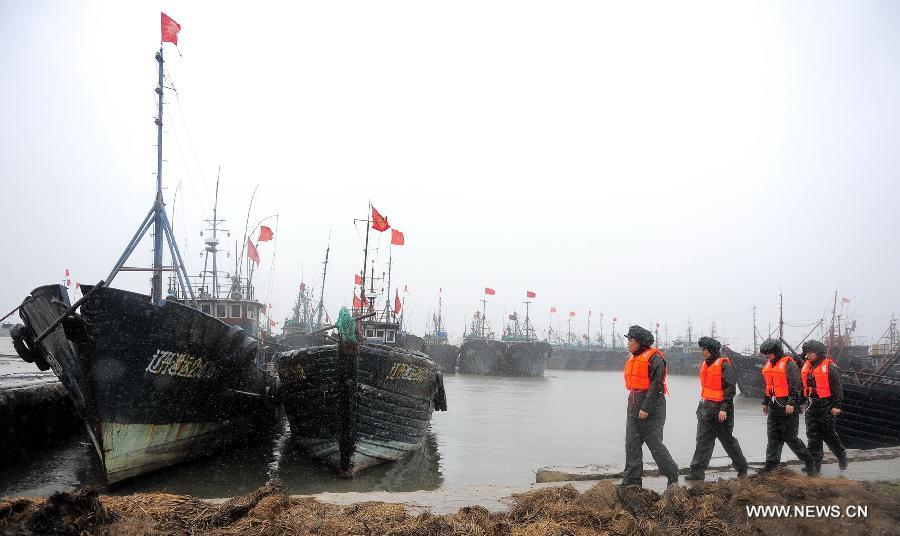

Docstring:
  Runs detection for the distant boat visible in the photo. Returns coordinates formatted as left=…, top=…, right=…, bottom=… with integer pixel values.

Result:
left=277, top=204, right=447, bottom=476
left=0, top=322, right=12, bottom=337
left=278, top=237, right=332, bottom=350
left=422, top=289, right=459, bottom=372
left=459, top=301, right=505, bottom=374
left=459, top=295, right=548, bottom=377
left=9, top=33, right=277, bottom=486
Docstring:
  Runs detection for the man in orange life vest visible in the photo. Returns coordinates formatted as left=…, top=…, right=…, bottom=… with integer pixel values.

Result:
left=622, top=325, right=679, bottom=486
left=759, top=339, right=815, bottom=474
left=800, top=339, right=848, bottom=474
left=685, top=337, right=748, bottom=481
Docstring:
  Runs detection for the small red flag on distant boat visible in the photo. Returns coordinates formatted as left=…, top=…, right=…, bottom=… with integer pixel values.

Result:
left=247, top=239, right=260, bottom=265
left=66, top=279, right=71, bottom=288
left=394, top=290, right=402, bottom=315
left=75, top=282, right=80, bottom=290
left=258, top=226, right=274, bottom=242
left=372, top=206, right=390, bottom=232
left=484, top=287, right=496, bottom=296
left=842, top=297, right=851, bottom=303
left=391, top=229, right=405, bottom=245
left=613, top=317, right=618, bottom=322
left=161, top=13, right=181, bottom=45
left=269, top=319, right=276, bottom=327
left=550, top=306, right=557, bottom=313
left=299, top=282, right=306, bottom=291
left=65, top=269, right=70, bottom=277
left=526, top=291, right=536, bottom=298
left=354, top=273, right=363, bottom=285
left=353, top=293, right=363, bottom=309
left=569, top=311, right=576, bottom=317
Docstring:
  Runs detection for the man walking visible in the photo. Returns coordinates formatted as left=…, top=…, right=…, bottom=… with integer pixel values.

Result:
left=800, top=339, right=848, bottom=474
left=622, top=325, right=679, bottom=486
left=685, top=336, right=748, bottom=481
left=759, top=339, right=815, bottom=474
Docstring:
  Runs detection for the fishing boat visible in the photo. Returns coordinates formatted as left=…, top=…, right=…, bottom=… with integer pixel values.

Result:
left=278, top=238, right=332, bottom=350
left=9, top=22, right=277, bottom=486
left=0, top=323, right=12, bottom=337
left=498, top=299, right=549, bottom=377
left=835, top=368, right=900, bottom=449
left=422, top=289, right=459, bottom=372
left=278, top=204, right=447, bottom=476
left=458, top=300, right=505, bottom=374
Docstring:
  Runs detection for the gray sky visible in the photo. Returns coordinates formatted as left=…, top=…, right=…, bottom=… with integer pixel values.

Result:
left=2, top=1, right=898, bottom=351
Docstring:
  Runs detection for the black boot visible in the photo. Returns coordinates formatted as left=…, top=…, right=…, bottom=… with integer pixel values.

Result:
left=802, top=460, right=816, bottom=475
left=736, top=465, right=749, bottom=478
left=838, top=454, right=848, bottom=470
left=684, top=473, right=705, bottom=481
left=813, top=460, right=821, bottom=475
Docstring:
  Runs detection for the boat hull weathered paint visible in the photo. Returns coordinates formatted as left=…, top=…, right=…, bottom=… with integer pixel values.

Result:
left=458, top=339, right=505, bottom=374
left=13, top=284, right=278, bottom=486
left=501, top=341, right=550, bottom=376
left=278, top=343, right=444, bottom=476
left=835, top=375, right=900, bottom=449
left=424, top=343, right=459, bottom=373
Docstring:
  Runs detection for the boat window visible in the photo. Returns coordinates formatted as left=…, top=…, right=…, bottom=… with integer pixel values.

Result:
left=200, top=304, right=211, bottom=315
left=231, top=304, right=242, bottom=318
left=247, top=307, right=255, bottom=319
left=385, top=330, right=396, bottom=343
left=216, top=304, right=227, bottom=318
left=365, top=328, right=375, bottom=338
left=376, top=329, right=385, bottom=339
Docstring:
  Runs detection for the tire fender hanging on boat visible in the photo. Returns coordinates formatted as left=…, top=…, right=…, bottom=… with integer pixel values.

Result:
left=10, top=323, right=51, bottom=371
left=433, top=370, right=448, bottom=411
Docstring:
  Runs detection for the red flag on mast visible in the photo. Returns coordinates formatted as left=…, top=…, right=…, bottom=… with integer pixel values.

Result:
left=484, top=287, right=496, bottom=295
left=391, top=229, right=405, bottom=245
left=550, top=306, right=557, bottom=313
left=353, top=292, right=363, bottom=309
left=247, top=239, right=260, bottom=265
left=569, top=311, right=576, bottom=317
left=258, top=226, right=274, bottom=242
left=394, top=290, right=402, bottom=315
left=161, top=13, right=181, bottom=45
left=354, top=273, right=363, bottom=285
left=372, top=206, right=390, bottom=232
left=526, top=291, right=536, bottom=298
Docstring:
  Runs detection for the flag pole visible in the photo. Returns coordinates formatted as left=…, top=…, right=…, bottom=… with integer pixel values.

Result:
left=150, top=46, right=165, bottom=303
left=360, top=202, right=372, bottom=312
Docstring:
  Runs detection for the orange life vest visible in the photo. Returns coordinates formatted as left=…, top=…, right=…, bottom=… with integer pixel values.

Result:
left=624, top=347, right=668, bottom=394
left=762, top=356, right=794, bottom=397
left=801, top=358, right=833, bottom=398
left=699, top=356, right=731, bottom=402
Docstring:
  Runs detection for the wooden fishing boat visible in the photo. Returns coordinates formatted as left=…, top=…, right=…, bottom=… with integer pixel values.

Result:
left=836, top=369, right=900, bottom=449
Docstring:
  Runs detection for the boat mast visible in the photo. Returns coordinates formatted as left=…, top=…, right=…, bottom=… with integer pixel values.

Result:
left=752, top=305, right=758, bottom=354
left=523, top=299, right=533, bottom=341
left=385, top=245, right=393, bottom=320
left=437, top=289, right=443, bottom=334
left=778, top=292, right=784, bottom=342
left=359, top=203, right=372, bottom=312
left=316, top=232, right=330, bottom=328
left=586, top=311, right=591, bottom=347
left=481, top=298, right=487, bottom=338
left=105, top=46, right=196, bottom=307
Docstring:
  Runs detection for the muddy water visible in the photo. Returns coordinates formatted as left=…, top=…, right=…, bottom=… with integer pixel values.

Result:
left=2, top=354, right=808, bottom=498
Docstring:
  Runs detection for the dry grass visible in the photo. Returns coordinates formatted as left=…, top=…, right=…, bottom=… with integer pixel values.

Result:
left=1, top=470, right=898, bottom=535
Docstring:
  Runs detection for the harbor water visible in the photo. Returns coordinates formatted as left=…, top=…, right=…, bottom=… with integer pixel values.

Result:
left=1, top=337, right=808, bottom=498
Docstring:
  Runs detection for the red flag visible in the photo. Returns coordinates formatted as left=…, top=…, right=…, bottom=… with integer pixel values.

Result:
left=484, top=287, right=496, bottom=295
left=550, top=306, right=557, bottom=313
left=269, top=319, right=276, bottom=327
left=354, top=274, right=363, bottom=285
left=656, top=322, right=660, bottom=328
left=299, top=282, right=306, bottom=291
left=268, top=303, right=273, bottom=309
left=66, top=279, right=71, bottom=288
left=161, top=13, right=181, bottom=45
left=258, top=226, right=274, bottom=242
left=842, top=297, right=851, bottom=304
left=391, top=229, right=405, bottom=245
left=526, top=291, right=536, bottom=298
left=569, top=311, right=576, bottom=317
left=65, top=269, right=70, bottom=277
left=394, top=290, right=402, bottom=315
left=353, top=293, right=363, bottom=309
left=75, top=282, right=80, bottom=290
left=247, top=239, right=260, bottom=265
left=613, top=317, right=618, bottom=322
left=372, top=206, right=390, bottom=232
left=589, top=310, right=592, bottom=316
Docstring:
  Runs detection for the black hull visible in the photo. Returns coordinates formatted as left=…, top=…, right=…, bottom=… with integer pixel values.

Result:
left=547, top=348, right=626, bottom=371
left=835, top=377, right=900, bottom=449
left=458, top=339, right=505, bottom=374
left=424, top=343, right=459, bottom=372
left=278, top=344, right=443, bottom=476
left=724, top=347, right=766, bottom=398
left=15, top=285, right=278, bottom=485
left=502, top=342, right=550, bottom=376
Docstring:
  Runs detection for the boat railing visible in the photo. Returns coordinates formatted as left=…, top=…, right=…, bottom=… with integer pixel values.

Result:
left=167, top=275, right=257, bottom=302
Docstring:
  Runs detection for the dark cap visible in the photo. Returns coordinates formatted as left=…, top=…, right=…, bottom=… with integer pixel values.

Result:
left=801, top=339, right=827, bottom=356
left=759, top=339, right=783, bottom=357
left=624, top=325, right=654, bottom=347
left=697, top=336, right=721, bottom=355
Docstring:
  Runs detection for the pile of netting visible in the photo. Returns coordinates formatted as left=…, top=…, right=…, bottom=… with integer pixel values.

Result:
left=1, top=470, right=898, bottom=535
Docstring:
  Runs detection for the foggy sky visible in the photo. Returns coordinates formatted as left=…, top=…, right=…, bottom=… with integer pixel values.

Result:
left=1, top=1, right=899, bottom=351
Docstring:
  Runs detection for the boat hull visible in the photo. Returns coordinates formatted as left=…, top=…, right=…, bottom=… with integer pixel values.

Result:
left=724, top=348, right=766, bottom=398
left=278, top=343, right=442, bottom=476
left=501, top=342, right=549, bottom=376
left=424, top=343, right=459, bottom=372
left=458, top=339, right=505, bottom=374
left=835, top=377, right=900, bottom=449
left=15, top=284, right=278, bottom=486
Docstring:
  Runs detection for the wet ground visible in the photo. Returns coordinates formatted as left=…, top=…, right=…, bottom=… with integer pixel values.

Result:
left=2, top=343, right=833, bottom=498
